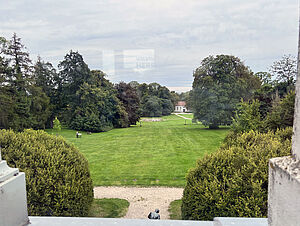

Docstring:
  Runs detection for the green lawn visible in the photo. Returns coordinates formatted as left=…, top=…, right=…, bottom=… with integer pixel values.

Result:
left=47, top=115, right=229, bottom=187
left=88, top=198, right=129, bottom=218
left=168, top=199, right=182, bottom=220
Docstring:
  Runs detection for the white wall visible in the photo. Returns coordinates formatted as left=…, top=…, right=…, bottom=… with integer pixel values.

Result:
left=268, top=157, right=300, bottom=226
left=0, top=159, right=29, bottom=226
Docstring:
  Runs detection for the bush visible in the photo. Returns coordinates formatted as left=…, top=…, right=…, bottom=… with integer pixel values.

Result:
left=142, top=96, right=163, bottom=117
left=161, top=99, right=174, bottom=116
left=231, top=99, right=262, bottom=135
left=264, top=91, right=295, bottom=131
left=53, top=117, right=61, bottom=132
left=181, top=128, right=292, bottom=220
left=0, top=129, right=94, bottom=216
left=70, top=114, right=113, bottom=132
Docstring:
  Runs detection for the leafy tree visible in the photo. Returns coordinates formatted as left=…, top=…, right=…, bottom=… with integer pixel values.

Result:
left=0, top=36, right=11, bottom=83
left=231, top=99, right=262, bottom=135
left=0, top=87, right=14, bottom=129
left=115, top=82, right=141, bottom=126
left=0, top=37, right=14, bottom=128
left=34, top=56, right=58, bottom=98
left=0, top=34, right=50, bottom=130
left=191, top=55, right=260, bottom=129
left=6, top=33, right=33, bottom=87
left=128, top=80, right=139, bottom=89
left=53, top=117, right=61, bottom=132
left=136, top=82, right=174, bottom=117
left=171, top=91, right=180, bottom=103
left=70, top=70, right=128, bottom=132
left=161, top=99, right=174, bottom=115
left=142, top=96, right=162, bottom=117
left=264, top=91, right=295, bottom=131
left=148, top=82, right=161, bottom=97
left=28, top=85, right=50, bottom=129
left=252, top=83, right=275, bottom=118
left=269, top=55, right=296, bottom=98
left=255, top=72, right=272, bottom=85
left=53, top=51, right=132, bottom=132
left=5, top=34, right=33, bottom=130
left=178, top=91, right=189, bottom=101
left=57, top=50, right=91, bottom=124
left=270, top=54, right=296, bottom=85
left=226, top=89, right=295, bottom=144
left=137, top=83, right=149, bottom=100
left=159, top=86, right=176, bottom=109
left=33, top=57, right=58, bottom=127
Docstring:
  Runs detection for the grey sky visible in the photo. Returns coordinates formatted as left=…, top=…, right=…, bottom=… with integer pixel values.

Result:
left=0, top=0, right=298, bottom=92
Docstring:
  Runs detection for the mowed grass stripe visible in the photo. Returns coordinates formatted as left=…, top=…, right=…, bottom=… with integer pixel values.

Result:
left=47, top=115, right=229, bottom=187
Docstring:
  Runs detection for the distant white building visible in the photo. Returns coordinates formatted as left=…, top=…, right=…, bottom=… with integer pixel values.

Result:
left=174, top=101, right=189, bottom=113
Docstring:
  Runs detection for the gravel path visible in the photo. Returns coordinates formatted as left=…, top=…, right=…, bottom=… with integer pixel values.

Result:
left=173, top=113, right=192, bottom=120
left=94, top=186, right=184, bottom=219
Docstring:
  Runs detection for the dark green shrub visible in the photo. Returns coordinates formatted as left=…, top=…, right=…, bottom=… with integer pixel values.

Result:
left=0, top=129, right=93, bottom=217
left=182, top=129, right=291, bottom=220
left=231, top=99, right=262, bottom=135
left=70, top=114, right=113, bottom=132
left=225, top=91, right=295, bottom=145
left=161, top=99, right=174, bottom=116
left=264, top=91, right=295, bottom=131
left=142, top=96, right=163, bottom=117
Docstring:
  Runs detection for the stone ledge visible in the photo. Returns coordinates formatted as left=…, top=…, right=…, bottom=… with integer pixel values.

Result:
left=214, top=217, right=267, bottom=226
left=270, top=156, right=300, bottom=183
left=29, top=217, right=213, bottom=226
left=268, top=156, right=300, bottom=226
left=0, top=172, right=29, bottom=226
left=28, top=217, right=268, bottom=226
left=0, top=160, right=19, bottom=183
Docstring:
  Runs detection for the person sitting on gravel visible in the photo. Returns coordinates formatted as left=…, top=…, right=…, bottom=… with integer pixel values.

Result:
left=148, top=209, right=160, bottom=219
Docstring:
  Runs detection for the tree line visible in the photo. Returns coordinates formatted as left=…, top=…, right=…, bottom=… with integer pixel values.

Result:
left=0, top=34, right=176, bottom=132
left=189, top=54, right=296, bottom=129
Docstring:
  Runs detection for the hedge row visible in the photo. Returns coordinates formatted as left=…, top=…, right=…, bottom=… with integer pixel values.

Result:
left=181, top=128, right=292, bottom=220
left=0, top=129, right=94, bottom=216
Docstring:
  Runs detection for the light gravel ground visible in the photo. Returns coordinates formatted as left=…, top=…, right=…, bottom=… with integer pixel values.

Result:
left=94, top=186, right=184, bottom=220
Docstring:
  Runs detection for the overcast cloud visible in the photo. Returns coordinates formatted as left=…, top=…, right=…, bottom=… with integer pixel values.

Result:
left=0, top=0, right=298, bottom=92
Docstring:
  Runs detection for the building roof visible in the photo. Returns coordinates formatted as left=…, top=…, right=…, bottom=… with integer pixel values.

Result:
left=176, top=101, right=186, bottom=106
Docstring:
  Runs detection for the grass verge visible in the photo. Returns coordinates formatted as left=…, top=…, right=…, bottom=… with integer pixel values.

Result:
left=88, top=198, right=129, bottom=218
left=168, top=199, right=182, bottom=220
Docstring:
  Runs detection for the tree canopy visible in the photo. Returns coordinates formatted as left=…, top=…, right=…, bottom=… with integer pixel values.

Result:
left=269, top=54, right=297, bottom=97
left=115, top=82, right=141, bottom=126
left=0, top=35, right=141, bottom=132
left=0, top=33, right=176, bottom=132
left=136, top=82, right=175, bottom=117
left=69, top=70, right=129, bottom=132
left=0, top=34, right=50, bottom=130
left=191, top=55, right=260, bottom=128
